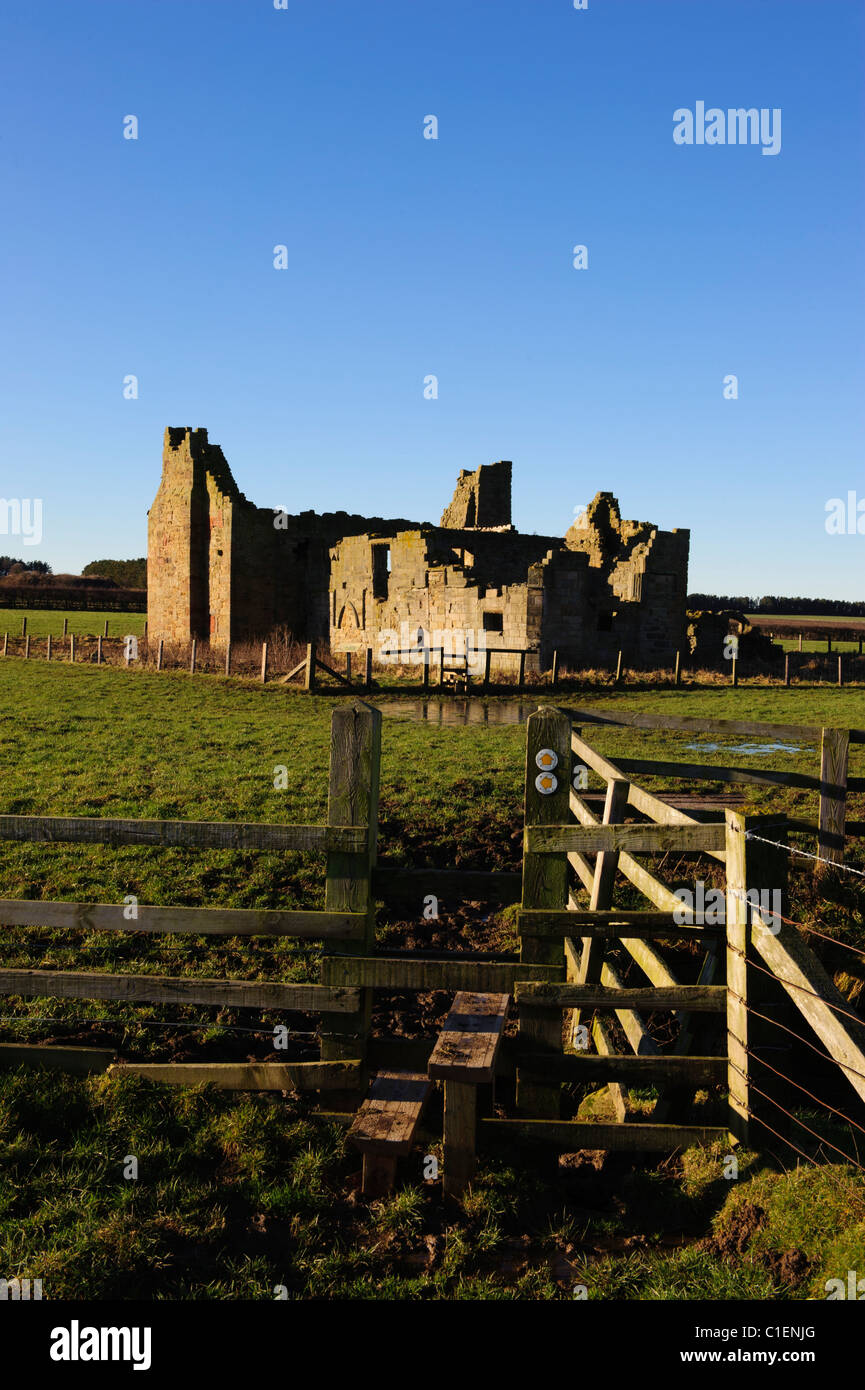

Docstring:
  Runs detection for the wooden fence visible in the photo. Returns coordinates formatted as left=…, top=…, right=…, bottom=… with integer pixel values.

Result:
left=3, top=627, right=864, bottom=692
left=1, top=703, right=863, bottom=1187
left=562, top=705, right=865, bottom=870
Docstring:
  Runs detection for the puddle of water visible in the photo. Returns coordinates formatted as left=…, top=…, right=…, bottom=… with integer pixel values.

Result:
left=375, top=706, right=811, bottom=752
left=685, top=741, right=805, bottom=756
left=376, top=698, right=536, bottom=726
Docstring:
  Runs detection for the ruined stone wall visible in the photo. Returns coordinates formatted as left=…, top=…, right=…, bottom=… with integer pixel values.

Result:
left=330, top=529, right=534, bottom=675
left=565, top=492, right=690, bottom=666
left=440, top=460, right=513, bottom=529
left=149, top=433, right=690, bottom=669
left=148, top=427, right=423, bottom=647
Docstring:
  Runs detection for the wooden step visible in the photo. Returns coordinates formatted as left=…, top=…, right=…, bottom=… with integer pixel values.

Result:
left=428, top=992, right=511, bottom=1200
left=428, top=991, right=510, bottom=1084
left=348, top=1070, right=431, bottom=1196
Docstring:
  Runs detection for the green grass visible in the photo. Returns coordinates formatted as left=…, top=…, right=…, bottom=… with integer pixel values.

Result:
left=745, top=613, right=865, bottom=655
left=0, top=608, right=146, bottom=638
left=0, top=661, right=863, bottom=1298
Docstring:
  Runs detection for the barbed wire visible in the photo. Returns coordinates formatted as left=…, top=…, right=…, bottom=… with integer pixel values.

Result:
left=727, top=986, right=865, bottom=1087
left=726, top=887, right=865, bottom=960
left=744, top=830, right=865, bottom=881
left=726, top=941, right=865, bottom=1032
left=727, top=1057, right=865, bottom=1173
left=728, top=1020, right=865, bottom=1140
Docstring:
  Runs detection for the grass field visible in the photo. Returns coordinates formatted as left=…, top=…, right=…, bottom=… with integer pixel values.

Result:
left=0, top=661, right=863, bottom=1299
left=0, top=608, right=146, bottom=638
left=747, top=613, right=865, bottom=655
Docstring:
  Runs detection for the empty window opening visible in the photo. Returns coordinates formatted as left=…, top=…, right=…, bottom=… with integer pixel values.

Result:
left=483, top=612, right=504, bottom=633
left=371, top=543, right=390, bottom=599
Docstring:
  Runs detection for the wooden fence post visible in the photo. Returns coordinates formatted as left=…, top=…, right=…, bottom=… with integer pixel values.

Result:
left=674, top=650, right=681, bottom=687
left=103, top=620, right=109, bottom=638
left=190, top=640, right=196, bottom=674
left=784, top=653, right=790, bottom=687
left=550, top=650, right=559, bottom=689
left=260, top=641, right=268, bottom=684
left=345, top=651, right=351, bottom=683
left=364, top=647, right=372, bottom=691
left=838, top=655, right=843, bottom=687
left=817, top=727, right=849, bottom=869
left=304, top=643, right=315, bottom=691
left=614, top=650, right=623, bottom=686
left=156, top=639, right=164, bottom=672
left=69, top=635, right=75, bottom=663
left=320, top=704, right=381, bottom=1103
left=483, top=648, right=492, bottom=692
left=518, top=650, right=526, bottom=690
left=517, top=706, right=570, bottom=1118
left=725, top=810, right=750, bottom=1146
left=20, top=617, right=27, bottom=637
left=2, top=633, right=6, bottom=656
left=24, top=635, right=30, bottom=659
left=422, top=647, right=430, bottom=690
left=96, top=635, right=102, bottom=665
left=62, top=618, right=68, bottom=637
left=731, top=656, right=738, bottom=687
left=224, top=642, right=231, bottom=676
left=744, top=816, right=794, bottom=1146
left=798, top=633, right=803, bottom=652
left=46, top=634, right=52, bottom=662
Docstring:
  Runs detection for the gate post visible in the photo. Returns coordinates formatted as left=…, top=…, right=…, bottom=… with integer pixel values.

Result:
left=320, top=704, right=381, bottom=1106
left=517, top=705, right=570, bottom=1117
left=725, top=811, right=750, bottom=1146
left=817, top=727, right=848, bottom=870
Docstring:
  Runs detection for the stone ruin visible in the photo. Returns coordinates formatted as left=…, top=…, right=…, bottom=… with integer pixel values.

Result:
left=147, top=427, right=690, bottom=674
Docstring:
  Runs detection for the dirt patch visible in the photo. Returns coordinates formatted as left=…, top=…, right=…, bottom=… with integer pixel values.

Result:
left=709, top=1201, right=767, bottom=1257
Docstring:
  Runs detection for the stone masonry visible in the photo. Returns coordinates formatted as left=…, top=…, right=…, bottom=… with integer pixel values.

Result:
left=148, top=429, right=690, bottom=670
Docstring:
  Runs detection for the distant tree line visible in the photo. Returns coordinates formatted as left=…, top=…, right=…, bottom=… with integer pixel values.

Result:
left=0, top=557, right=52, bottom=576
left=82, top=559, right=146, bottom=588
left=0, top=557, right=146, bottom=589
left=688, top=594, right=865, bottom=616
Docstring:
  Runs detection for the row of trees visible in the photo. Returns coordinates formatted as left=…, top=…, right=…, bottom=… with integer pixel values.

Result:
left=0, top=557, right=52, bottom=576
left=82, top=559, right=146, bottom=589
left=0, top=557, right=146, bottom=588
left=688, top=594, right=865, bottom=616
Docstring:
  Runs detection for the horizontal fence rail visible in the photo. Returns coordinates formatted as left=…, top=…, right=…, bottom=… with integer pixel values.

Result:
left=0, top=899, right=366, bottom=938
left=0, top=815, right=366, bottom=854
left=0, top=969, right=361, bottom=1013
left=524, top=822, right=727, bottom=855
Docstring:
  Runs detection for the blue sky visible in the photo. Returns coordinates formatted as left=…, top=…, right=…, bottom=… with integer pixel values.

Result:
left=1, top=0, right=863, bottom=597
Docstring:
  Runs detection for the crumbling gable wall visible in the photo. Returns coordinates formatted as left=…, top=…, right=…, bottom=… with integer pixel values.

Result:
left=565, top=492, right=690, bottom=664
left=440, top=460, right=513, bottom=530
